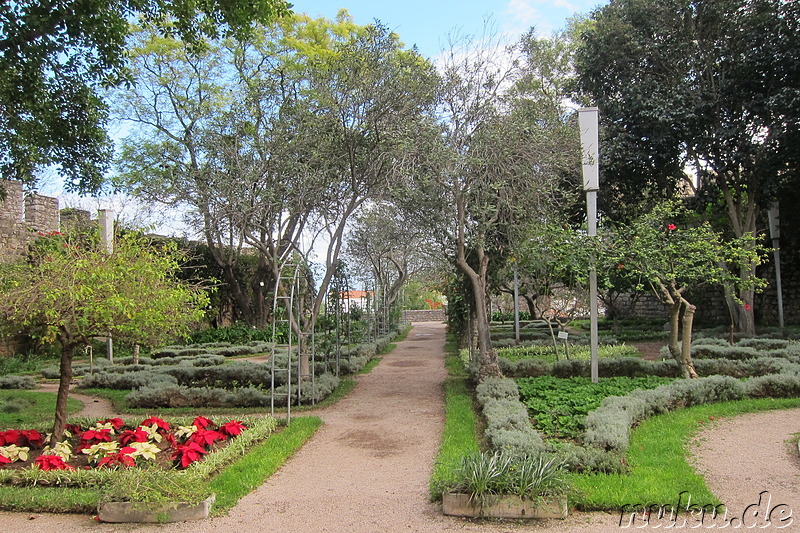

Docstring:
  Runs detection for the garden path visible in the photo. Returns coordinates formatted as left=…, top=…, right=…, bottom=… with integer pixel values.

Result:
left=2, top=324, right=799, bottom=532
left=37, top=382, right=121, bottom=419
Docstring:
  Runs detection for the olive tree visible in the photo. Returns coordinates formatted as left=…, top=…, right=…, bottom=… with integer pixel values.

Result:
left=0, top=232, right=208, bottom=443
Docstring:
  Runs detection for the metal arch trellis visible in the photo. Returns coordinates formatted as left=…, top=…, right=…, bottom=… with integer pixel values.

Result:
left=269, top=258, right=317, bottom=424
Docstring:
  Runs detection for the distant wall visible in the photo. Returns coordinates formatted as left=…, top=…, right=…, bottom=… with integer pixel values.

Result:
left=0, top=180, right=93, bottom=356
left=403, top=309, right=446, bottom=322
left=0, top=179, right=92, bottom=264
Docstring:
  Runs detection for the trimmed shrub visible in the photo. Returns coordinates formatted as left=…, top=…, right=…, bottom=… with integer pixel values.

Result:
left=474, top=377, right=545, bottom=457
left=0, top=375, right=37, bottom=389
left=584, top=375, right=745, bottom=452
left=692, top=344, right=760, bottom=360
left=77, top=371, right=178, bottom=390
left=744, top=374, right=800, bottom=398
left=126, top=384, right=234, bottom=408
left=499, top=357, right=550, bottom=377
left=736, top=338, right=790, bottom=351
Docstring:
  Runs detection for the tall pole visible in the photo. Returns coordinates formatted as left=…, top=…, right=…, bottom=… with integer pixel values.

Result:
left=513, top=263, right=520, bottom=344
left=768, top=204, right=784, bottom=333
left=579, top=108, right=600, bottom=383
left=99, top=209, right=115, bottom=363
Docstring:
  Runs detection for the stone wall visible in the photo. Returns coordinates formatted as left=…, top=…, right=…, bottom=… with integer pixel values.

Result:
left=402, top=309, right=446, bottom=322
left=0, top=180, right=93, bottom=356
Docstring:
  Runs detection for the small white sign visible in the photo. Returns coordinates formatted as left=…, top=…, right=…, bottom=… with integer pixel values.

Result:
left=558, top=331, right=569, bottom=340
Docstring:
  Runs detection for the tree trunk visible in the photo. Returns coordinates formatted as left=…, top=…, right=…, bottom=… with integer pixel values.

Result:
left=455, top=252, right=501, bottom=381
left=679, top=300, right=699, bottom=379
left=51, top=340, right=76, bottom=446
left=667, top=299, right=682, bottom=363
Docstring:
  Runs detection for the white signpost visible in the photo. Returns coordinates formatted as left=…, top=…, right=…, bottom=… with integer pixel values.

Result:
left=578, top=108, right=600, bottom=383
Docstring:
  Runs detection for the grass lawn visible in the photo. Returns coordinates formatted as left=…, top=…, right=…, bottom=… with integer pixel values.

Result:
left=429, top=336, right=480, bottom=500
left=570, top=397, right=800, bottom=510
left=0, top=389, right=82, bottom=428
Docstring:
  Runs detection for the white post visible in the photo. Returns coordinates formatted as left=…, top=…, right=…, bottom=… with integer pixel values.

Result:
left=768, top=204, right=784, bottom=332
left=99, top=209, right=114, bottom=362
left=579, top=107, right=600, bottom=383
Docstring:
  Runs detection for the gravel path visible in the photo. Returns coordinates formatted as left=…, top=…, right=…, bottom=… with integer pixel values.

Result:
left=2, top=323, right=798, bottom=531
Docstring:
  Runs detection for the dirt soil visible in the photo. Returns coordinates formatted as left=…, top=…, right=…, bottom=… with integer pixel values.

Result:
left=2, top=322, right=799, bottom=532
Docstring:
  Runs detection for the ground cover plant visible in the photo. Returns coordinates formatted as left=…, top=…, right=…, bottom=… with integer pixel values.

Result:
left=517, top=375, right=675, bottom=439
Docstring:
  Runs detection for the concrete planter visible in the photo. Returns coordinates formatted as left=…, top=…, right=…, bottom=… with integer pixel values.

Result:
left=442, top=492, right=567, bottom=519
left=97, top=494, right=215, bottom=523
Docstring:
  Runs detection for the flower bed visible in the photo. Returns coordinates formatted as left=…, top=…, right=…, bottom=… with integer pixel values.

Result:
left=0, top=416, right=249, bottom=472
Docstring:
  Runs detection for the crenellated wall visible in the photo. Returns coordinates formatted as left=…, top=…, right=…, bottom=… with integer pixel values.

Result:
left=0, top=180, right=92, bottom=356
left=0, top=179, right=92, bottom=264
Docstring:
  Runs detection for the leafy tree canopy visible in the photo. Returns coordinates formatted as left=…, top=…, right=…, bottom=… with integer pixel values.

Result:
left=574, top=0, right=800, bottom=223
left=0, top=0, right=292, bottom=195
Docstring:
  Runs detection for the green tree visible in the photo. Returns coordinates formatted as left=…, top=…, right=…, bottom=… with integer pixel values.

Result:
left=422, top=28, right=578, bottom=380
left=606, top=202, right=765, bottom=378
left=0, top=0, right=291, bottom=195
left=574, top=0, right=800, bottom=333
left=0, top=232, right=209, bottom=443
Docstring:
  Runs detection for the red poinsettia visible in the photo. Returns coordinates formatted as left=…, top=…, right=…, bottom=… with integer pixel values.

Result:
left=118, top=428, right=149, bottom=445
left=140, top=416, right=170, bottom=434
left=172, top=442, right=207, bottom=468
left=98, top=418, right=125, bottom=431
left=190, top=429, right=225, bottom=448
left=192, top=416, right=214, bottom=430
left=64, top=423, right=83, bottom=435
left=219, top=420, right=247, bottom=438
left=78, top=428, right=113, bottom=451
left=97, top=448, right=136, bottom=468
left=0, top=429, right=41, bottom=448
left=35, top=455, right=74, bottom=471
left=0, top=430, right=20, bottom=446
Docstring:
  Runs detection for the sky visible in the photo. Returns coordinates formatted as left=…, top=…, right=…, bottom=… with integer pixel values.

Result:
left=293, top=0, right=609, bottom=59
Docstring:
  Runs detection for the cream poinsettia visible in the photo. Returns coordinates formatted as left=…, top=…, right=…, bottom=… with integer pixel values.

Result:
left=0, top=444, right=30, bottom=462
left=82, top=441, right=120, bottom=464
left=41, top=440, right=72, bottom=460
left=173, top=425, right=198, bottom=440
left=139, top=424, right=164, bottom=443
left=126, top=441, right=160, bottom=462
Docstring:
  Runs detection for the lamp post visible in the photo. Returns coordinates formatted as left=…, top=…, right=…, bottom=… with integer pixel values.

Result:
left=768, top=204, right=784, bottom=333
left=578, top=107, right=600, bottom=383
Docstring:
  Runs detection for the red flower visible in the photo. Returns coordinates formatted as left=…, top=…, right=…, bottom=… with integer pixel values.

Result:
left=35, top=455, right=74, bottom=471
left=140, top=416, right=170, bottom=434
left=0, top=430, right=20, bottom=446
left=667, top=223, right=677, bottom=230
left=172, top=442, right=207, bottom=468
left=744, top=303, right=752, bottom=311
left=192, top=416, right=214, bottom=430
left=97, top=450, right=136, bottom=468
left=617, top=263, right=625, bottom=270
left=78, top=428, right=113, bottom=451
left=19, top=429, right=43, bottom=448
left=219, top=420, right=246, bottom=438
left=190, top=429, right=225, bottom=448
left=118, top=428, right=148, bottom=445
left=65, top=423, right=83, bottom=435
left=99, top=418, right=125, bottom=430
